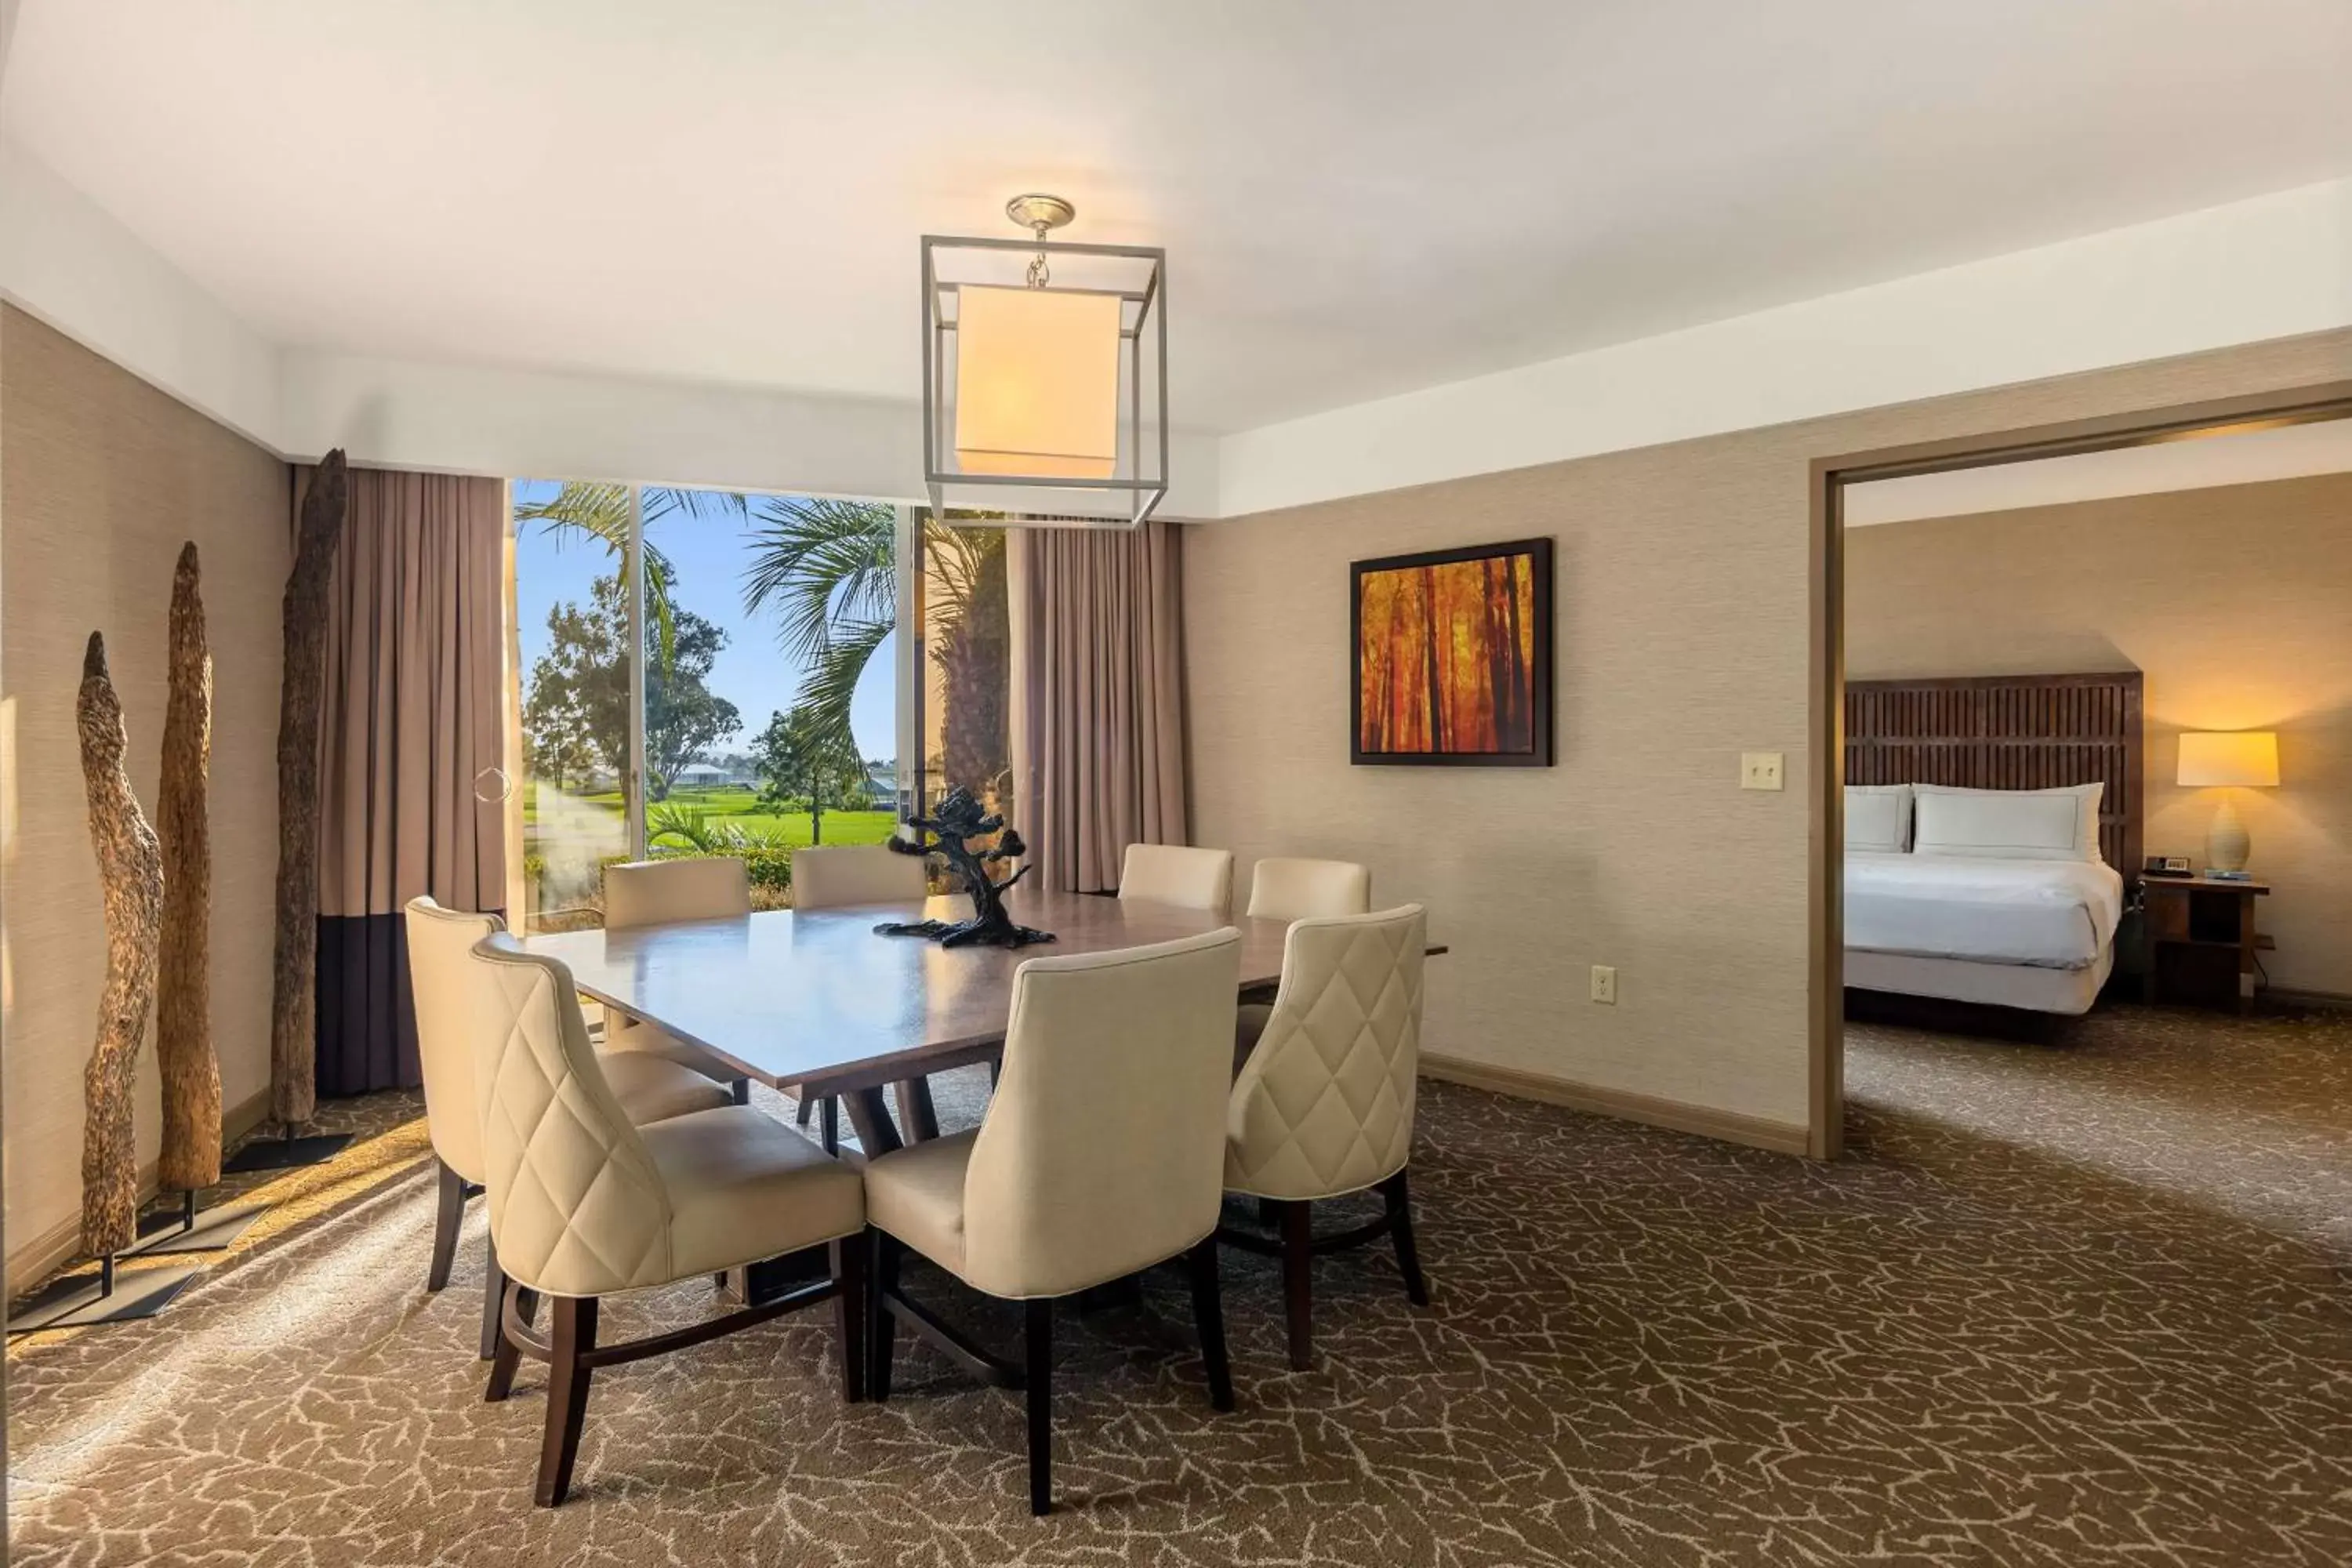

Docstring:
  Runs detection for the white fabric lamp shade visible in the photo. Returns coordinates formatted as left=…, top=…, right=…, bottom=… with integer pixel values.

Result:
left=954, top=284, right=1121, bottom=479
left=2176, top=731, right=2279, bottom=788
left=2176, top=730, right=2278, bottom=874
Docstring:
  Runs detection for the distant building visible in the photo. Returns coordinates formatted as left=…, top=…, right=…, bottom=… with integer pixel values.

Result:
left=676, top=760, right=757, bottom=788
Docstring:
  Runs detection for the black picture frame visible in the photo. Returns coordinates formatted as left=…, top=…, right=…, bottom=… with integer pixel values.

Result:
left=1350, top=536, right=1554, bottom=767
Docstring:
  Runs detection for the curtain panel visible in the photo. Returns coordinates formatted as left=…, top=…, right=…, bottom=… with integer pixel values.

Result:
left=305, top=466, right=506, bottom=1095
left=1007, top=521, right=1188, bottom=893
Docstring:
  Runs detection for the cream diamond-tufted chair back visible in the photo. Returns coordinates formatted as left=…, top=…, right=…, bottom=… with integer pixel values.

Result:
left=405, top=896, right=503, bottom=1185
left=792, top=844, right=928, bottom=909
left=1226, top=905, right=1426, bottom=1202
left=466, top=936, right=674, bottom=1298
left=1245, top=858, right=1371, bottom=922
left=961, top=928, right=1241, bottom=1300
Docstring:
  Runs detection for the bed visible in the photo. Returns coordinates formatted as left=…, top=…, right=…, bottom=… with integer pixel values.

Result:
left=1843, top=672, right=2142, bottom=1016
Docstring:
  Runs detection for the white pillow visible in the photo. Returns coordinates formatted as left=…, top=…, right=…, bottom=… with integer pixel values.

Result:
left=1845, top=784, right=1912, bottom=854
left=1911, top=782, right=2106, bottom=862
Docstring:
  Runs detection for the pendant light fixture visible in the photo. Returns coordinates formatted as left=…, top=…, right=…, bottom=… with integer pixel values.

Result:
left=922, top=195, right=1167, bottom=527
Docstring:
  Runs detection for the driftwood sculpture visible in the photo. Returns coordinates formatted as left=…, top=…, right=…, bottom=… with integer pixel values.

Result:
left=873, top=786, right=1055, bottom=949
left=268, top=451, right=348, bottom=1131
left=157, top=543, right=221, bottom=1192
left=78, top=633, right=165, bottom=1260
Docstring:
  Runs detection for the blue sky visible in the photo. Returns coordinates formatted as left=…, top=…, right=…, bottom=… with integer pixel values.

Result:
left=513, top=479, right=898, bottom=763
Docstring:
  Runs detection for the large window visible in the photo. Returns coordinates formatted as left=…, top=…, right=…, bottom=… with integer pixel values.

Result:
left=509, top=484, right=1004, bottom=930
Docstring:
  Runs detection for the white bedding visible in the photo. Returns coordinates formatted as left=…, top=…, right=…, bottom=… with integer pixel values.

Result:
left=1844, top=853, right=2122, bottom=969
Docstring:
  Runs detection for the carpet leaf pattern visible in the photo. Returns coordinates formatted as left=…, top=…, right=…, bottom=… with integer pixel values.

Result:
left=9, top=1004, right=2351, bottom=1565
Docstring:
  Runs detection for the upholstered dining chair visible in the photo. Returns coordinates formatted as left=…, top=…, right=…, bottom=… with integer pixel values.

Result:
left=1237, top=858, right=1372, bottom=1012
left=1220, top=904, right=1429, bottom=1371
left=405, top=897, right=732, bottom=1358
left=789, top=841, right=940, bottom=1134
left=1246, top=858, right=1371, bottom=921
left=601, top=856, right=753, bottom=1103
left=791, top=843, right=928, bottom=909
left=863, top=929, right=1243, bottom=1515
left=1117, top=843, right=1234, bottom=913
left=468, top=935, right=869, bottom=1507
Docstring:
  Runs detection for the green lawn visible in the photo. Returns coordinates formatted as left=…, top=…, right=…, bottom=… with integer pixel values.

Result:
left=522, top=780, right=897, bottom=849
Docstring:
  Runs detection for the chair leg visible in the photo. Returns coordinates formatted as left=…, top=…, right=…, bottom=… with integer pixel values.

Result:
left=427, top=1159, right=466, bottom=1293
left=1025, top=1298, right=1054, bottom=1516
left=535, top=1296, right=599, bottom=1508
left=1276, top=1200, right=1316, bottom=1371
left=833, top=1235, right=867, bottom=1403
left=1185, top=1236, right=1235, bottom=1413
left=481, top=1236, right=508, bottom=1361
left=1380, top=1168, right=1430, bottom=1307
left=731, top=1078, right=752, bottom=1106
left=485, top=1279, right=524, bottom=1403
left=868, top=1230, right=899, bottom=1403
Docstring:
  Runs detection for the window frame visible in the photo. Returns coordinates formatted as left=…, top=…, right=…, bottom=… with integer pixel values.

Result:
left=505, top=484, right=929, bottom=925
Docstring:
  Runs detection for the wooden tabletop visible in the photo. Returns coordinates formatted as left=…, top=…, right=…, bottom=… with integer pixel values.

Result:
left=2142, top=874, right=2270, bottom=895
left=523, top=887, right=1435, bottom=1100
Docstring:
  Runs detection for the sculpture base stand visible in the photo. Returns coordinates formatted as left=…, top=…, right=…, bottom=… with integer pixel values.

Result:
left=873, top=916, right=1058, bottom=949
left=5, top=1254, right=199, bottom=1334
left=222, top=1124, right=353, bottom=1174
left=124, top=1188, right=265, bottom=1257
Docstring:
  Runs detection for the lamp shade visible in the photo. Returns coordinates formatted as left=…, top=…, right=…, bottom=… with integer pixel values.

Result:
left=2176, top=730, right=2279, bottom=788
left=953, top=284, right=1121, bottom=480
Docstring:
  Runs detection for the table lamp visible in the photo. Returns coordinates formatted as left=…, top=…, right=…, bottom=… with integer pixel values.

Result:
left=2175, top=731, right=2278, bottom=877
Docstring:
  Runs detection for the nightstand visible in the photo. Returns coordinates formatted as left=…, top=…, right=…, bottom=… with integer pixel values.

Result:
left=2140, top=875, right=2270, bottom=1012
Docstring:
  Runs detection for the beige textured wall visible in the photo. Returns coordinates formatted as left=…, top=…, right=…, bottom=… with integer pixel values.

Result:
left=1847, top=470, right=2352, bottom=997
left=2, top=308, right=290, bottom=1267
left=1184, top=329, right=2352, bottom=1136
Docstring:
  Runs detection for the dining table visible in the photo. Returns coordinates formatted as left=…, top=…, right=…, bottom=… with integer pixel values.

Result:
left=521, top=886, right=1446, bottom=1162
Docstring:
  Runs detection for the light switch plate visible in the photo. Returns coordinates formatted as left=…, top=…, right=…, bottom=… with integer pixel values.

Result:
left=1590, top=964, right=1617, bottom=1004
left=1740, top=752, right=1785, bottom=791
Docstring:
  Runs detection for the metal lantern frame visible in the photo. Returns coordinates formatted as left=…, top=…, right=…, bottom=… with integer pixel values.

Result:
left=920, top=232, right=1168, bottom=528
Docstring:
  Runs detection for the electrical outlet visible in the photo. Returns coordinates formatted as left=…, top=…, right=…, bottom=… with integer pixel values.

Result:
left=1740, top=751, right=1785, bottom=791
left=1590, top=964, right=1617, bottom=1004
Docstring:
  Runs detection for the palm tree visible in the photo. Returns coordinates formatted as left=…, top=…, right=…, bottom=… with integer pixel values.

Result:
left=741, top=499, right=1004, bottom=796
left=512, top=482, right=750, bottom=665
left=740, top=496, right=899, bottom=741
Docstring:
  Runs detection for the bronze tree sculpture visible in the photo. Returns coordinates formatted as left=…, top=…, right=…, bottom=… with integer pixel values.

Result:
left=873, top=786, right=1056, bottom=949
left=76, top=633, right=164, bottom=1262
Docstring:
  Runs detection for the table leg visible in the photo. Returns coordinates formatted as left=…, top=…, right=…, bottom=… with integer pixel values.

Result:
left=844, top=1088, right=903, bottom=1159
left=893, top=1078, right=942, bottom=1143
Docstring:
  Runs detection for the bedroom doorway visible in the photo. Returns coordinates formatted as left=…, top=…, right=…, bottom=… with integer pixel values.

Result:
left=1809, top=383, right=2352, bottom=1160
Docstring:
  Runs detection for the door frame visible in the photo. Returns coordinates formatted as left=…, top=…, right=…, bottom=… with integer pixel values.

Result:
left=1806, top=379, right=2352, bottom=1160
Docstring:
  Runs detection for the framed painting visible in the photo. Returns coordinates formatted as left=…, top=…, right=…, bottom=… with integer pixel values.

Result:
left=1351, top=537, right=1553, bottom=767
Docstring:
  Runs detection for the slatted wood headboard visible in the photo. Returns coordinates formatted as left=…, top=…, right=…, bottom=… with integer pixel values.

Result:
left=1844, top=672, right=2143, bottom=880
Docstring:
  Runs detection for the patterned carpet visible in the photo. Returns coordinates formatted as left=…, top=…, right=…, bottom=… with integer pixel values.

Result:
left=9, top=1001, right=2351, bottom=1566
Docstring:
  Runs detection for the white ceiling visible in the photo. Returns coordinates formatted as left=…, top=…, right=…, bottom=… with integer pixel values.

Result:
left=1846, top=417, right=2352, bottom=525
left=6, top=1, right=2349, bottom=435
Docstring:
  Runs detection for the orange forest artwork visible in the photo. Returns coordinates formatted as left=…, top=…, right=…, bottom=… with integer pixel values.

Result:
left=1358, top=551, right=1538, bottom=754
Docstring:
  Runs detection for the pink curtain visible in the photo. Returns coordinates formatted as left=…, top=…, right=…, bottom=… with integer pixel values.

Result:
left=1008, top=521, right=1188, bottom=893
